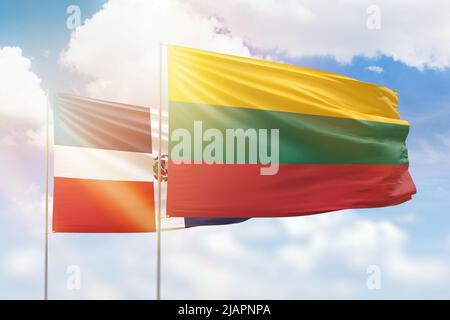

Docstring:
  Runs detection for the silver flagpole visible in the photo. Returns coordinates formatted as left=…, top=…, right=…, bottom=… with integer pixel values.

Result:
left=156, top=42, right=163, bottom=300
left=44, top=90, right=50, bottom=300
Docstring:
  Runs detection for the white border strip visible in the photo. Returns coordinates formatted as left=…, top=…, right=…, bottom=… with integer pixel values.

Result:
left=54, top=145, right=154, bottom=182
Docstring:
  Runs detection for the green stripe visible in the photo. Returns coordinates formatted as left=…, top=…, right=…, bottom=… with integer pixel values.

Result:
left=169, top=101, right=410, bottom=164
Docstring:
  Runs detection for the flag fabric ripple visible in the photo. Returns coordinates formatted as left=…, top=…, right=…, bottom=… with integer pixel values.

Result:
left=52, top=94, right=156, bottom=232
left=167, top=45, right=416, bottom=218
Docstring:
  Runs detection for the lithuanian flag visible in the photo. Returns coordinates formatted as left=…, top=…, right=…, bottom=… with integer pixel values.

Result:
left=167, top=45, right=416, bottom=218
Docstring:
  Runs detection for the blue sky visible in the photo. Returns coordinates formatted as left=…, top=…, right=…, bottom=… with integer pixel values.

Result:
left=0, top=0, right=105, bottom=90
left=1, top=0, right=450, bottom=299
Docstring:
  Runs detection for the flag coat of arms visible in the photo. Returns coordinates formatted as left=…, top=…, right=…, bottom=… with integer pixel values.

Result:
left=166, top=45, right=416, bottom=218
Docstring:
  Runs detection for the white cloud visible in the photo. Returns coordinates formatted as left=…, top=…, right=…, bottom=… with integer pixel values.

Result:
left=60, top=0, right=251, bottom=108
left=385, top=253, right=448, bottom=284
left=278, top=214, right=449, bottom=285
left=10, top=184, right=47, bottom=237
left=190, top=0, right=450, bottom=70
left=0, top=47, right=47, bottom=124
left=3, top=248, right=41, bottom=279
left=0, top=46, right=48, bottom=151
left=6, top=212, right=445, bottom=299
left=12, top=184, right=45, bottom=217
left=26, top=125, right=47, bottom=149
left=367, top=65, right=384, bottom=73
left=160, top=213, right=450, bottom=298
left=60, top=0, right=253, bottom=150
left=0, top=134, right=16, bottom=146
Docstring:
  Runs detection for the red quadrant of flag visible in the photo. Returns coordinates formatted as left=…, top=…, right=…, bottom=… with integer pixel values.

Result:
left=167, top=163, right=414, bottom=217
left=53, top=177, right=155, bottom=232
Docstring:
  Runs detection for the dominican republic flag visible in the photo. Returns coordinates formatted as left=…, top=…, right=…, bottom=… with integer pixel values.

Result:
left=52, top=94, right=247, bottom=233
left=53, top=94, right=155, bottom=232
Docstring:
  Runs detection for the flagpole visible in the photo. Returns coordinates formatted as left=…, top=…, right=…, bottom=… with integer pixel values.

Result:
left=44, top=90, right=50, bottom=300
left=156, top=41, right=163, bottom=300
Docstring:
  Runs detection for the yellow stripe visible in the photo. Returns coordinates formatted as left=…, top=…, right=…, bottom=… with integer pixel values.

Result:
left=168, top=45, right=408, bottom=126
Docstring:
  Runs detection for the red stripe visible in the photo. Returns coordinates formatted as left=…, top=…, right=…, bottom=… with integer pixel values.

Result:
left=167, top=162, right=416, bottom=218
left=53, top=177, right=155, bottom=232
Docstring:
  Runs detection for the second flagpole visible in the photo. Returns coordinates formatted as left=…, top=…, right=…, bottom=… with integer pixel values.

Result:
left=44, top=90, right=50, bottom=300
left=155, top=41, right=163, bottom=300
